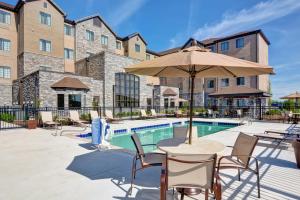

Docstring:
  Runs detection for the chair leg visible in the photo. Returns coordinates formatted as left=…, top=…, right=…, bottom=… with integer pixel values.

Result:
left=130, top=156, right=137, bottom=195
left=180, top=189, right=184, bottom=200
left=238, top=168, right=241, bottom=181
left=257, top=170, right=260, bottom=198
left=205, top=189, right=209, bottom=200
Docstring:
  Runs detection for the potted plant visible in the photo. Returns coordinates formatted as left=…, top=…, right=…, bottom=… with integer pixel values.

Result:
left=292, top=139, right=300, bottom=168
left=27, top=116, right=37, bottom=129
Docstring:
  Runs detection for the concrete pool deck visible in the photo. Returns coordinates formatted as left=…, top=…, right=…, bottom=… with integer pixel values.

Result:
left=0, top=118, right=299, bottom=199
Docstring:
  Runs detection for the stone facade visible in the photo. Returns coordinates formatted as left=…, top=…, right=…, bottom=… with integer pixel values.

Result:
left=0, top=84, right=13, bottom=105
left=75, top=51, right=154, bottom=108
left=75, top=18, right=116, bottom=61
left=13, top=70, right=102, bottom=108
left=18, top=52, right=64, bottom=77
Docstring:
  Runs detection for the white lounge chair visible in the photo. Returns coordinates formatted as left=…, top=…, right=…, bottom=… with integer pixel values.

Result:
left=90, top=110, right=99, bottom=121
left=105, top=110, right=121, bottom=122
left=69, top=110, right=89, bottom=125
left=40, top=111, right=61, bottom=135
left=140, top=109, right=154, bottom=119
left=150, top=109, right=165, bottom=118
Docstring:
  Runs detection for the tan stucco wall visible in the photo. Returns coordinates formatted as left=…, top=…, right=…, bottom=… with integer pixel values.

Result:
left=64, top=23, right=75, bottom=72
left=126, top=35, right=146, bottom=60
left=0, top=8, right=18, bottom=83
left=257, top=34, right=270, bottom=92
left=21, top=0, right=64, bottom=58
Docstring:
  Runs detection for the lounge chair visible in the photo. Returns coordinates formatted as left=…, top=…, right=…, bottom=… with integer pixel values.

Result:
left=90, top=110, right=99, bottom=121
left=217, top=132, right=260, bottom=198
left=69, top=110, right=89, bottom=126
left=175, top=110, right=187, bottom=118
left=40, top=111, right=62, bottom=135
left=105, top=110, right=121, bottom=122
left=237, top=109, right=242, bottom=118
left=207, top=109, right=213, bottom=118
left=160, top=153, right=221, bottom=200
left=140, top=109, right=154, bottom=119
left=130, top=133, right=165, bottom=194
left=151, top=109, right=165, bottom=118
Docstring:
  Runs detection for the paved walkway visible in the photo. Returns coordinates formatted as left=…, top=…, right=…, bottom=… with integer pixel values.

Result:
left=0, top=119, right=299, bottom=200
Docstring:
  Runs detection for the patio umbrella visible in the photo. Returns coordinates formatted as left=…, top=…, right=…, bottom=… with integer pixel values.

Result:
left=125, top=42, right=274, bottom=144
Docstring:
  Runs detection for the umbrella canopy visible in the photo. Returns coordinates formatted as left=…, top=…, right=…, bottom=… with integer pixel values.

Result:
left=280, top=92, right=300, bottom=100
left=125, top=42, right=274, bottom=144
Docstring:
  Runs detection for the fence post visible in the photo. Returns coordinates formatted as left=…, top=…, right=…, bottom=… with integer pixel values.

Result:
left=130, top=105, right=133, bottom=120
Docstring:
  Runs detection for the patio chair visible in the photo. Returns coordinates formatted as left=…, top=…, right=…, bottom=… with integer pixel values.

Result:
left=160, top=153, right=221, bottom=200
left=69, top=110, right=89, bottom=126
left=175, top=110, right=187, bottom=118
left=151, top=109, right=165, bottom=118
left=105, top=110, right=121, bottom=122
left=207, top=109, right=214, bottom=118
left=90, top=110, right=99, bottom=121
left=173, top=126, right=198, bottom=141
left=40, top=111, right=61, bottom=135
left=237, top=109, right=242, bottom=118
left=140, top=109, right=154, bottom=119
left=217, top=132, right=260, bottom=198
left=130, top=133, right=165, bottom=194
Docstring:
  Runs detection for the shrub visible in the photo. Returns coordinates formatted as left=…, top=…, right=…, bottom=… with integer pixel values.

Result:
left=0, top=113, right=16, bottom=123
left=80, top=113, right=91, bottom=121
left=265, top=109, right=281, bottom=115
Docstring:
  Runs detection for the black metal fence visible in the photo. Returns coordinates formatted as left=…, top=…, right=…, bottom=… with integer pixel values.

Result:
left=0, top=105, right=299, bottom=130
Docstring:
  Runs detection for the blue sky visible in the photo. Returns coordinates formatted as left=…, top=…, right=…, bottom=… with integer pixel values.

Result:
left=4, top=0, right=300, bottom=100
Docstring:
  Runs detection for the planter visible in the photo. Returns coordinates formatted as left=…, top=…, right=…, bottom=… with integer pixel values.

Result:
left=27, top=120, right=37, bottom=129
left=292, top=139, right=300, bottom=168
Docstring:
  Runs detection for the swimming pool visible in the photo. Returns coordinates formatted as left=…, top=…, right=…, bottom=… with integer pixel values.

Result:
left=110, top=122, right=237, bottom=153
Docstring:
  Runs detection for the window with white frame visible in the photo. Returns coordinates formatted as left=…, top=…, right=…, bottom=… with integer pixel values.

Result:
left=64, top=48, right=74, bottom=59
left=207, top=80, right=215, bottom=88
left=0, top=66, right=11, bottom=79
left=221, top=78, right=229, bottom=87
left=0, top=10, right=11, bottom=24
left=86, top=30, right=94, bottom=41
left=39, top=39, right=51, bottom=52
left=236, top=77, right=245, bottom=86
left=0, top=38, right=11, bottom=51
left=40, top=12, right=51, bottom=26
left=64, top=24, right=74, bottom=36
left=221, top=41, right=229, bottom=51
left=116, top=41, right=121, bottom=49
left=135, top=44, right=140, bottom=52
left=236, top=38, right=244, bottom=48
left=101, top=35, right=108, bottom=46
left=146, top=54, right=150, bottom=60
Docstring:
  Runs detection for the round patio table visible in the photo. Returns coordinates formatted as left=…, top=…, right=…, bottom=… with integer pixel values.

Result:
left=157, top=138, right=225, bottom=196
left=157, top=138, right=225, bottom=154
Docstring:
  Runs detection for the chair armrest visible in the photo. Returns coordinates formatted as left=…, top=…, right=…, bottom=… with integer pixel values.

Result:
left=160, top=166, right=167, bottom=200
left=214, top=172, right=222, bottom=200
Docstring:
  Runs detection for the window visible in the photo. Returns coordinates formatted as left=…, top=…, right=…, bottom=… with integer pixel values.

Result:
left=236, top=99, right=246, bottom=107
left=164, top=98, right=169, bottom=108
left=115, top=73, right=140, bottom=108
left=221, top=41, right=229, bottom=51
left=40, top=39, right=51, bottom=52
left=135, top=44, right=140, bottom=52
left=236, top=38, right=244, bottom=48
left=146, top=54, right=150, bottom=60
left=69, top=94, right=81, bottom=108
left=40, top=66, right=51, bottom=71
left=92, top=96, right=100, bottom=107
left=86, top=52, right=94, bottom=57
left=237, top=77, right=245, bottom=86
left=0, top=66, right=11, bottom=79
left=86, top=30, right=94, bottom=41
left=116, top=41, right=121, bottom=50
left=64, top=24, right=74, bottom=36
left=57, top=94, right=64, bottom=110
left=0, top=38, right=11, bottom=51
left=221, top=78, right=229, bottom=87
left=40, top=12, right=51, bottom=26
left=101, top=35, right=108, bottom=46
left=64, top=48, right=74, bottom=59
left=43, top=2, right=48, bottom=8
left=209, top=45, right=215, bottom=52
left=0, top=10, right=11, bottom=24
left=207, top=80, right=214, bottom=88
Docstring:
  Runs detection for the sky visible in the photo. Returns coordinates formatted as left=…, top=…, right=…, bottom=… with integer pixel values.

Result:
left=4, top=0, right=300, bottom=100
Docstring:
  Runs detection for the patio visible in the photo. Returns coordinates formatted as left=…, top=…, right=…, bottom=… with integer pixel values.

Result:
left=0, top=119, right=299, bottom=200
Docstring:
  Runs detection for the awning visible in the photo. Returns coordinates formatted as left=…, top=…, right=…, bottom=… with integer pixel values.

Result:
left=209, top=86, right=271, bottom=98
left=51, top=77, right=89, bottom=90
left=163, top=88, right=177, bottom=96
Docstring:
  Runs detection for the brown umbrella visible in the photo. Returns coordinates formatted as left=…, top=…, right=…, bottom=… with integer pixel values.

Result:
left=125, top=42, right=274, bottom=144
left=281, top=92, right=300, bottom=104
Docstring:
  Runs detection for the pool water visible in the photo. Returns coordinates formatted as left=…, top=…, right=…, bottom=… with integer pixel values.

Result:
left=110, top=122, right=236, bottom=153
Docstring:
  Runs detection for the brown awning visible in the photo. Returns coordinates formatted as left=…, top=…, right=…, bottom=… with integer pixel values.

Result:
left=209, top=86, right=271, bottom=97
left=51, top=77, right=89, bottom=90
left=163, top=88, right=177, bottom=96
left=280, top=92, right=300, bottom=99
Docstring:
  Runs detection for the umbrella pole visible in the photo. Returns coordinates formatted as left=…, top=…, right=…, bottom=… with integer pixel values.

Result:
left=188, top=72, right=196, bottom=145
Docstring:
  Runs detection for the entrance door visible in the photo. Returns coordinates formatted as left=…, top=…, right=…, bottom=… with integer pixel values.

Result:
left=57, top=94, right=64, bottom=110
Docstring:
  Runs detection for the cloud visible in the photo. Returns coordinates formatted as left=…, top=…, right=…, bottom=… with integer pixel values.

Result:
left=193, top=0, right=300, bottom=40
left=108, top=0, right=148, bottom=28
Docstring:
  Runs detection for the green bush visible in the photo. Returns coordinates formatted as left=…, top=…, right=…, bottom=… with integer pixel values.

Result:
left=266, top=109, right=281, bottom=115
left=80, top=113, right=91, bottom=121
left=0, top=113, right=16, bottom=123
